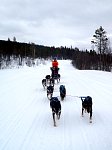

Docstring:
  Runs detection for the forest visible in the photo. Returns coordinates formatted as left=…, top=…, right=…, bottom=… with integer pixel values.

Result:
left=0, top=26, right=112, bottom=72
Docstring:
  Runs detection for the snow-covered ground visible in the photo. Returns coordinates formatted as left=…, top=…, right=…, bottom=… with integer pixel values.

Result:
left=0, top=60, right=112, bottom=150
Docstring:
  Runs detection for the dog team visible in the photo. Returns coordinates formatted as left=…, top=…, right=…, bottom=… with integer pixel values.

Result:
left=42, top=58, right=93, bottom=126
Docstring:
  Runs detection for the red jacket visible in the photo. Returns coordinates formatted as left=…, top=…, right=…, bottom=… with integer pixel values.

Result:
left=52, top=61, right=59, bottom=68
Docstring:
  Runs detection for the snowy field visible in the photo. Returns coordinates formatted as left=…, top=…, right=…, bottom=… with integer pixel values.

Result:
left=0, top=60, right=112, bottom=150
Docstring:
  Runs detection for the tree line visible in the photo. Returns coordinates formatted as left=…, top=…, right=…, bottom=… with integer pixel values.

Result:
left=72, top=26, right=112, bottom=71
left=0, top=26, right=112, bottom=71
left=0, top=40, right=75, bottom=68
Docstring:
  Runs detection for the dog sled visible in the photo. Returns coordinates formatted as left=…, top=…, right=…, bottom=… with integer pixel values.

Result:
left=50, top=67, right=60, bottom=83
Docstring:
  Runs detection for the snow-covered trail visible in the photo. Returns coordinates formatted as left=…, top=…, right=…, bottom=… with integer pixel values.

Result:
left=0, top=60, right=112, bottom=150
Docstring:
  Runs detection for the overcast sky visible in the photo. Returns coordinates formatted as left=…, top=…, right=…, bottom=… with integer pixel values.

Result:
left=0, top=0, right=112, bottom=49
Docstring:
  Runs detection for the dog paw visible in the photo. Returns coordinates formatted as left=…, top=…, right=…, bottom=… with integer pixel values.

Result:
left=54, top=123, right=56, bottom=127
left=89, top=120, right=92, bottom=123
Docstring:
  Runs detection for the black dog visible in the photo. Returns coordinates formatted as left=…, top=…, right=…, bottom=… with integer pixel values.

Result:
left=47, top=85, right=54, bottom=99
left=45, top=75, right=51, bottom=84
left=50, top=97, right=61, bottom=126
left=42, top=79, right=46, bottom=89
left=59, top=85, right=66, bottom=100
left=81, top=96, right=92, bottom=123
left=49, top=78, right=55, bottom=87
